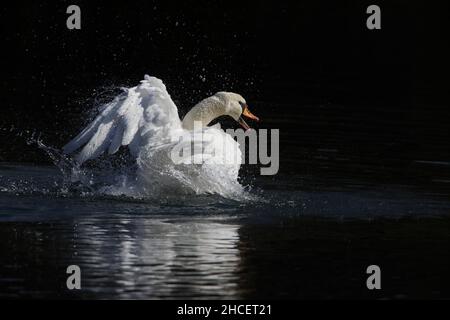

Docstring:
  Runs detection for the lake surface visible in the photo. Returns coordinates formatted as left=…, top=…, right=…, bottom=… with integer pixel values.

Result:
left=1, top=163, right=450, bottom=299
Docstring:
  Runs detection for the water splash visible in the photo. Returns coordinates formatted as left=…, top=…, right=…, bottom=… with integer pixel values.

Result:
left=18, top=134, right=258, bottom=203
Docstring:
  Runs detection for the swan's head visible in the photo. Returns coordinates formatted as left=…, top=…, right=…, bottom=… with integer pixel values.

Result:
left=214, top=92, right=260, bottom=130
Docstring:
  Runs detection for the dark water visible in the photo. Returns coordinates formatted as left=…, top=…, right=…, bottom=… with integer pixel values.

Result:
left=1, top=163, right=450, bottom=299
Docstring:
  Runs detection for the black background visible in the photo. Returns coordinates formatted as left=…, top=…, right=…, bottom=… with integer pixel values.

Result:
left=0, top=0, right=449, bottom=183
left=1, top=1, right=450, bottom=301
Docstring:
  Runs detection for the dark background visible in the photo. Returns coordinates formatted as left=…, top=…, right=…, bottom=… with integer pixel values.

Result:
left=0, top=0, right=449, bottom=185
left=1, top=1, right=450, bottom=300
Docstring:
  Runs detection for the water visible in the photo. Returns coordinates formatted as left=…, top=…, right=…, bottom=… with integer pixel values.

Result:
left=1, top=163, right=450, bottom=299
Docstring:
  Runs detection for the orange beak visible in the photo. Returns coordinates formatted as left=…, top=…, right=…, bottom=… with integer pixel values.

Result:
left=242, top=104, right=260, bottom=122
left=238, top=104, right=259, bottom=130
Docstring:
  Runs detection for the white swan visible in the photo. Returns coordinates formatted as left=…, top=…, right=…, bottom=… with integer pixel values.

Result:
left=63, top=75, right=259, bottom=197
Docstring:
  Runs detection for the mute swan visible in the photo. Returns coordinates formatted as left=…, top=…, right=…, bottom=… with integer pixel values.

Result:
left=62, top=75, right=260, bottom=197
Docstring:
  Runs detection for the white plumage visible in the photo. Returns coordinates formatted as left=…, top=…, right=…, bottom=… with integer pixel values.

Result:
left=62, top=75, right=257, bottom=197
left=63, top=75, right=181, bottom=163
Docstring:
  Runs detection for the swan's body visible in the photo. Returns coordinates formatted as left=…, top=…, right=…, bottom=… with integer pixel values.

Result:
left=63, top=75, right=258, bottom=197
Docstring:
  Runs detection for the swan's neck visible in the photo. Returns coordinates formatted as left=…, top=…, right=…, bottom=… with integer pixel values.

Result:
left=181, top=96, right=226, bottom=130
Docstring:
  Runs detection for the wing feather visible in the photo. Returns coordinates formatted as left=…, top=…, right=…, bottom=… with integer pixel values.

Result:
left=62, top=103, right=112, bottom=154
left=63, top=75, right=182, bottom=164
left=107, top=120, right=125, bottom=155
left=122, top=99, right=143, bottom=146
left=76, top=120, right=115, bottom=163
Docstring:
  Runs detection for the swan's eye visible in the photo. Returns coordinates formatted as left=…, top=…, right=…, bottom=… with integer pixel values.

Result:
left=238, top=101, right=245, bottom=107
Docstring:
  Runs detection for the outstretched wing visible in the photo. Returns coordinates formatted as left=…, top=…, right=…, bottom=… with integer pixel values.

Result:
left=63, top=75, right=182, bottom=164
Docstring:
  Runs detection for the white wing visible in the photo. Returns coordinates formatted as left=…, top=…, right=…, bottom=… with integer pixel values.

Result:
left=63, top=75, right=182, bottom=164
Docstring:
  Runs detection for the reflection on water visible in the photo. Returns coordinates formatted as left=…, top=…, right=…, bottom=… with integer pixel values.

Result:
left=0, top=215, right=241, bottom=299
left=78, top=217, right=241, bottom=299
left=2, top=212, right=450, bottom=299
left=1, top=164, right=450, bottom=299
